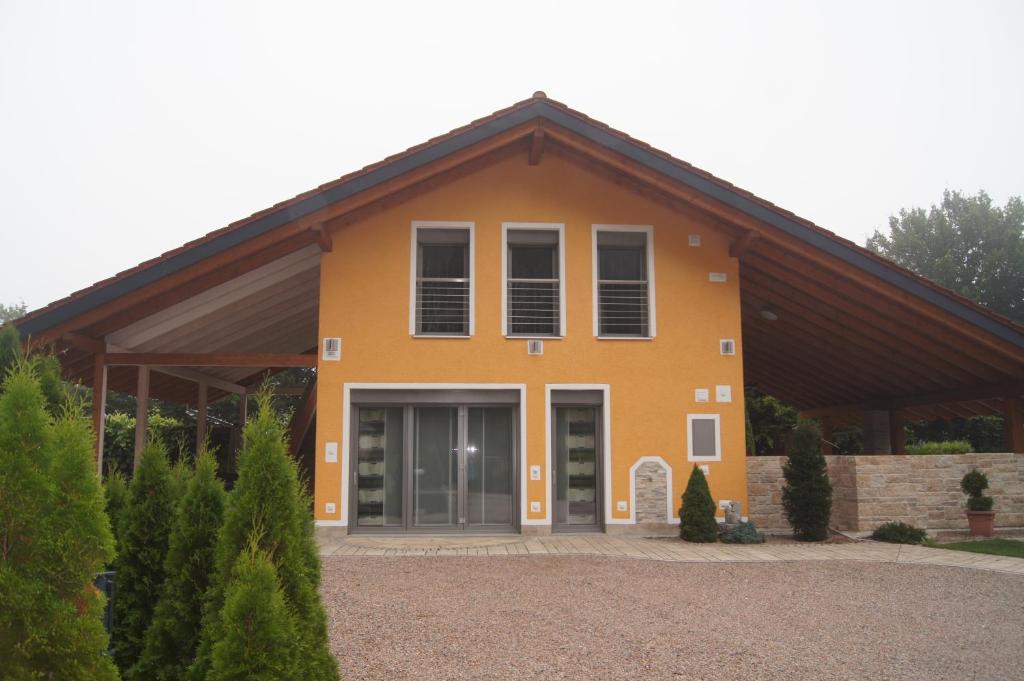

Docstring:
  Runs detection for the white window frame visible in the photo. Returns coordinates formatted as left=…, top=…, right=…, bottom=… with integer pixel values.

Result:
left=591, top=224, right=656, bottom=339
left=409, top=221, right=476, bottom=337
left=501, top=222, right=566, bottom=338
left=686, top=413, right=722, bottom=462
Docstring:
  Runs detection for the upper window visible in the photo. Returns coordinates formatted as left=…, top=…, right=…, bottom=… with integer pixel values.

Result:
left=502, top=224, right=564, bottom=337
left=411, top=222, right=474, bottom=336
left=593, top=226, right=655, bottom=338
left=687, top=414, right=721, bottom=462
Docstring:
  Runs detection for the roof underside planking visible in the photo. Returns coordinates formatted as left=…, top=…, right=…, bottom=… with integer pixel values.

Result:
left=12, top=93, right=1024, bottom=421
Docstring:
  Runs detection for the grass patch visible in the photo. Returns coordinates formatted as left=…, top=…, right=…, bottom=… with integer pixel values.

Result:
left=936, top=538, right=1024, bottom=558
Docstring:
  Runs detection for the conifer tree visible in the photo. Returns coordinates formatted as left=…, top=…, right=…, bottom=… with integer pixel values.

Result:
left=104, top=469, right=130, bottom=554
left=112, top=437, right=176, bottom=672
left=208, top=540, right=300, bottom=681
left=130, top=449, right=226, bottom=681
left=679, top=464, right=719, bottom=542
left=782, top=419, right=833, bottom=541
left=0, top=360, right=118, bottom=679
left=189, top=390, right=338, bottom=681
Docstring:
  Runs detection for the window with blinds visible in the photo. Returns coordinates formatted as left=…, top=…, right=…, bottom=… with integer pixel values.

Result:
left=596, top=229, right=651, bottom=337
left=415, top=227, right=471, bottom=335
left=505, top=228, right=562, bottom=336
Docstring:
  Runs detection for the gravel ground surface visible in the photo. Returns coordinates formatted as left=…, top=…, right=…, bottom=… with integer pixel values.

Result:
left=322, top=556, right=1024, bottom=681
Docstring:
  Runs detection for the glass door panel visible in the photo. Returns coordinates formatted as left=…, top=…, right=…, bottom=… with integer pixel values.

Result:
left=466, top=407, right=514, bottom=527
left=355, top=407, right=404, bottom=527
left=413, top=407, right=459, bottom=527
left=554, top=407, right=599, bottom=527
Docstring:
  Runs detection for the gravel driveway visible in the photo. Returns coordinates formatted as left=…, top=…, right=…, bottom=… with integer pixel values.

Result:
left=322, top=556, right=1024, bottom=680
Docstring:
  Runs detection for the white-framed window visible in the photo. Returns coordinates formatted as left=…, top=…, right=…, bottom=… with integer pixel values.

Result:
left=592, top=224, right=656, bottom=338
left=501, top=223, right=565, bottom=337
left=409, top=221, right=475, bottom=337
left=686, top=414, right=721, bottom=462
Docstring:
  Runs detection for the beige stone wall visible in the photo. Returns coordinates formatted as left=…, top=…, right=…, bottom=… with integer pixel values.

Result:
left=635, top=461, right=669, bottom=523
left=747, top=453, right=1024, bottom=532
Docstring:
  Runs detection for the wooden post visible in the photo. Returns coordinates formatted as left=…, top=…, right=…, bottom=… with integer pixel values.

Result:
left=1006, top=397, right=1024, bottom=454
left=819, top=416, right=836, bottom=456
left=92, top=354, right=108, bottom=476
left=196, top=381, right=208, bottom=453
left=238, top=392, right=248, bottom=429
left=133, top=366, right=150, bottom=472
left=889, top=410, right=907, bottom=454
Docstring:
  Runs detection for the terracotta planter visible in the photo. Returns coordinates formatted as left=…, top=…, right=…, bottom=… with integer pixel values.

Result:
left=966, top=510, right=996, bottom=537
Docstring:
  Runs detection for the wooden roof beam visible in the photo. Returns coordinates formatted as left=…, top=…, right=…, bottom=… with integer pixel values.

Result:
left=313, top=223, right=332, bottom=253
left=103, top=352, right=317, bottom=368
left=730, top=230, right=761, bottom=259
left=528, top=126, right=546, bottom=166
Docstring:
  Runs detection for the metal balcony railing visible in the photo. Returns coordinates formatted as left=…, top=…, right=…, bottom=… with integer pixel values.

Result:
left=416, top=278, right=469, bottom=335
left=597, top=280, right=649, bottom=337
left=507, top=279, right=559, bottom=336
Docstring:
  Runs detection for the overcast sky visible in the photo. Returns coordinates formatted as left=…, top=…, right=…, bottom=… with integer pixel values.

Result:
left=2, top=0, right=1021, bottom=311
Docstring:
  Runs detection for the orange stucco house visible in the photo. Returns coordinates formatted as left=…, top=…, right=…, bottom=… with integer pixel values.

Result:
left=15, top=93, right=1024, bottom=536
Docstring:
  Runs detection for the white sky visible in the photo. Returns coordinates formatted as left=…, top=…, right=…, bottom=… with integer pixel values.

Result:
left=1, top=0, right=1022, bottom=311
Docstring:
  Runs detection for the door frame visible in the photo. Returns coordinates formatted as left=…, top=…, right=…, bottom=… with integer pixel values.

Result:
left=550, top=403, right=605, bottom=533
left=342, top=383, right=525, bottom=534
left=545, top=384, right=611, bottom=531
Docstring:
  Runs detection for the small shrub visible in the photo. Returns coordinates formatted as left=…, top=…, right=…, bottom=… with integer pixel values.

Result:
left=679, top=465, right=718, bottom=543
left=967, top=495, right=994, bottom=511
left=782, top=419, right=833, bottom=541
left=961, top=468, right=994, bottom=512
left=720, top=520, right=765, bottom=544
left=871, top=521, right=927, bottom=544
left=906, top=440, right=971, bottom=455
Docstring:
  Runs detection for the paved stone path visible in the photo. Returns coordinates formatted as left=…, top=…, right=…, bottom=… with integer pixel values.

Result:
left=317, top=534, right=1024, bottom=575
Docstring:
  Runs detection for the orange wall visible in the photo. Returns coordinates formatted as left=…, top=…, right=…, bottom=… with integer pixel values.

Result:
left=314, top=151, right=747, bottom=527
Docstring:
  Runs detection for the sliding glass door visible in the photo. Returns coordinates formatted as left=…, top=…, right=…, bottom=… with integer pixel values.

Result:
left=413, top=407, right=460, bottom=528
left=352, top=403, right=517, bottom=532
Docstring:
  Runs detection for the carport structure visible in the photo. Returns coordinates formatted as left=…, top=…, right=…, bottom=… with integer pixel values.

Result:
left=12, top=93, right=1024, bottom=474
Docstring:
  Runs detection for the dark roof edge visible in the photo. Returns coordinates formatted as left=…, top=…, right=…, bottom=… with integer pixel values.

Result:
left=19, top=99, right=1024, bottom=350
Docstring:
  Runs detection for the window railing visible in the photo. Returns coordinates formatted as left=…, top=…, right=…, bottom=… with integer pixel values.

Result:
left=416, top=278, right=469, bottom=335
left=597, top=280, right=649, bottom=337
left=507, top=279, right=559, bottom=336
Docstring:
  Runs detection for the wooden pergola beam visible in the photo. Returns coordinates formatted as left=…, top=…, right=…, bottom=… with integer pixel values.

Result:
left=103, top=352, right=317, bottom=368
left=802, top=381, right=1024, bottom=417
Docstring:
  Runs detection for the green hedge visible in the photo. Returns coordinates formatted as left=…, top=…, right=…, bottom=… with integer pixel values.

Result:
left=905, top=440, right=971, bottom=455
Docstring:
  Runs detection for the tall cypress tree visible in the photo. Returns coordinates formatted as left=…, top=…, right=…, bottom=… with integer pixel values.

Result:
left=104, top=469, right=130, bottom=556
left=782, top=419, right=833, bottom=541
left=130, top=448, right=226, bottom=681
left=208, top=540, right=300, bottom=681
left=112, top=437, right=176, bottom=672
left=0, top=360, right=118, bottom=679
left=679, top=465, right=719, bottom=542
left=189, top=391, right=338, bottom=681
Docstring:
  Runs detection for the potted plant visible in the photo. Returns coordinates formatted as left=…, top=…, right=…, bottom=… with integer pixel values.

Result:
left=960, top=468, right=995, bottom=537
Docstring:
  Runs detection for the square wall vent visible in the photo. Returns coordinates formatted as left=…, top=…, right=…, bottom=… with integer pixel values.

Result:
left=720, top=339, right=736, bottom=356
left=527, top=339, right=544, bottom=355
left=322, top=337, right=342, bottom=361
left=688, top=234, right=702, bottom=247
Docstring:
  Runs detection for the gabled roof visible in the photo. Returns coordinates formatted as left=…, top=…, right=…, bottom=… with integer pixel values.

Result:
left=13, top=92, right=1024, bottom=416
left=17, top=92, right=1024, bottom=346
